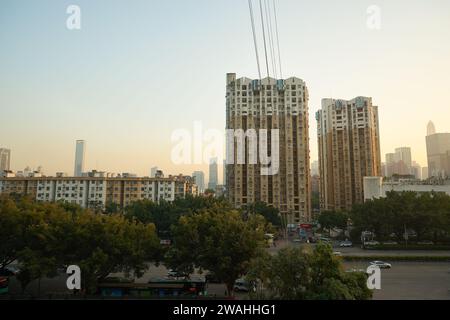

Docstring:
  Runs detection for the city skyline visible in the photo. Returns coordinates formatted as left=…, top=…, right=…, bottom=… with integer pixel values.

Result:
left=1, top=1, right=450, bottom=176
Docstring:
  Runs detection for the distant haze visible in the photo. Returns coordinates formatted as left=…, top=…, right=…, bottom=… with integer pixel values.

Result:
left=1, top=0, right=449, bottom=178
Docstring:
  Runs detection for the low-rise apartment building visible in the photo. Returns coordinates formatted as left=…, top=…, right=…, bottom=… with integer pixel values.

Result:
left=0, top=173, right=198, bottom=209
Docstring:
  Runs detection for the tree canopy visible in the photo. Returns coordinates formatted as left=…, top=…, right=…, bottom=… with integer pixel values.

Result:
left=0, top=196, right=161, bottom=294
left=350, top=191, right=450, bottom=242
left=247, top=243, right=372, bottom=300
left=165, top=209, right=267, bottom=296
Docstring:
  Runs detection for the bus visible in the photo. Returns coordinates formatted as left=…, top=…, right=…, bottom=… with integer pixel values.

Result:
left=97, top=278, right=207, bottom=298
left=0, top=277, right=8, bottom=295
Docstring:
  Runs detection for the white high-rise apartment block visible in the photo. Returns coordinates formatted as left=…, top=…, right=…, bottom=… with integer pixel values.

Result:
left=192, top=171, right=205, bottom=193
left=73, top=140, right=86, bottom=177
left=0, top=148, right=11, bottom=173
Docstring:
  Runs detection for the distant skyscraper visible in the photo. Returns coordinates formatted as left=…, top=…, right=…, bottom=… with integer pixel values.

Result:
left=73, top=140, right=86, bottom=177
left=226, top=74, right=311, bottom=223
left=394, top=147, right=412, bottom=175
left=311, top=160, right=319, bottom=176
left=411, top=161, right=422, bottom=180
left=192, top=171, right=205, bottom=193
left=0, top=148, right=11, bottom=172
left=208, top=157, right=218, bottom=190
left=426, top=122, right=450, bottom=178
left=422, top=167, right=429, bottom=180
left=151, top=166, right=159, bottom=177
left=381, top=162, right=386, bottom=177
left=317, top=97, right=381, bottom=211
left=427, top=121, right=436, bottom=136
left=222, top=159, right=227, bottom=186
left=385, top=153, right=395, bottom=177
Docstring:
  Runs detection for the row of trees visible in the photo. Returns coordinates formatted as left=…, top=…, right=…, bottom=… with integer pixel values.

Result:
left=123, top=197, right=282, bottom=238
left=0, top=196, right=160, bottom=293
left=351, top=191, right=450, bottom=242
left=1, top=195, right=373, bottom=299
left=317, top=191, right=450, bottom=243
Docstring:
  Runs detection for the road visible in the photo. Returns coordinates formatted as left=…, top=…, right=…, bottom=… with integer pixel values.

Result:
left=268, top=239, right=450, bottom=257
left=5, top=260, right=449, bottom=300
left=3, top=239, right=450, bottom=300
left=344, top=261, right=450, bottom=300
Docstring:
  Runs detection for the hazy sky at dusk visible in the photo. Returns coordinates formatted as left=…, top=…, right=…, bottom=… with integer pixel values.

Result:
left=1, top=0, right=450, bottom=181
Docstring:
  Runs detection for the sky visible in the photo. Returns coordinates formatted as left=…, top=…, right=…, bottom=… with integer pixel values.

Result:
left=1, top=0, right=450, bottom=182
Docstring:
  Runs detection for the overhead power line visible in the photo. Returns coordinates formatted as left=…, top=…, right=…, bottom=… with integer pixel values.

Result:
left=248, top=0, right=262, bottom=80
left=265, top=0, right=277, bottom=79
left=272, top=0, right=283, bottom=79
left=259, top=0, right=270, bottom=79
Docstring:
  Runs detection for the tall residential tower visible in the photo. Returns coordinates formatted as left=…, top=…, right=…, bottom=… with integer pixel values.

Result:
left=317, top=97, right=381, bottom=211
left=226, top=74, right=311, bottom=223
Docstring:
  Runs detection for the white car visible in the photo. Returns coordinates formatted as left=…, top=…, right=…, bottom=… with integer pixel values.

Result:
left=339, top=241, right=353, bottom=247
left=370, top=261, right=392, bottom=269
left=233, top=279, right=255, bottom=292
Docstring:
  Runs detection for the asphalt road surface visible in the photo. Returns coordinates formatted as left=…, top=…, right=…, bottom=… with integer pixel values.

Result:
left=5, top=261, right=449, bottom=300
left=344, top=261, right=450, bottom=300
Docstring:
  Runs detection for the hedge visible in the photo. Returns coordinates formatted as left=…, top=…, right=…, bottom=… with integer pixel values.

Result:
left=342, top=255, right=450, bottom=262
left=365, top=244, right=450, bottom=251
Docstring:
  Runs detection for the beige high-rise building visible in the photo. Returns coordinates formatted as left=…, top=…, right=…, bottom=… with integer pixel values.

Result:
left=425, top=121, right=450, bottom=178
left=317, top=97, right=381, bottom=211
left=226, top=73, right=311, bottom=223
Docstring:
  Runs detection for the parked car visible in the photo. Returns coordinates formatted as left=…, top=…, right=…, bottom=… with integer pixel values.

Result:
left=364, top=241, right=380, bottom=246
left=319, top=237, right=332, bottom=243
left=417, top=240, right=434, bottom=245
left=233, top=279, right=255, bottom=292
left=370, top=261, right=392, bottom=269
left=382, top=241, right=398, bottom=245
left=339, top=240, right=353, bottom=247
left=0, top=265, right=20, bottom=277
left=167, top=269, right=189, bottom=279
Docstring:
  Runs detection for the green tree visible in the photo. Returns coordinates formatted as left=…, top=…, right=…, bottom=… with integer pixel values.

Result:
left=124, top=196, right=233, bottom=238
left=0, top=196, right=162, bottom=295
left=244, top=202, right=282, bottom=227
left=54, top=211, right=161, bottom=293
left=0, top=196, right=44, bottom=270
left=318, top=210, right=348, bottom=236
left=247, top=243, right=372, bottom=300
left=166, top=209, right=266, bottom=296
